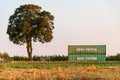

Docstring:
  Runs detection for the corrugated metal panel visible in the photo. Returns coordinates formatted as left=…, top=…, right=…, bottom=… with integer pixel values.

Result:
left=68, top=45, right=106, bottom=54
left=69, top=53, right=106, bottom=61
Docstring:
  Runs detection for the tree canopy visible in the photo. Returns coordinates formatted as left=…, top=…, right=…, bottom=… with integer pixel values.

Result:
left=7, top=4, right=54, bottom=45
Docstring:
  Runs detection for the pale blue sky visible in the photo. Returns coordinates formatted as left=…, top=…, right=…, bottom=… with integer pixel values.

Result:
left=0, top=0, right=120, bottom=56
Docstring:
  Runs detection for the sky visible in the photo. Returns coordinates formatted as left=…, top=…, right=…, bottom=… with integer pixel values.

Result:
left=0, top=0, right=120, bottom=57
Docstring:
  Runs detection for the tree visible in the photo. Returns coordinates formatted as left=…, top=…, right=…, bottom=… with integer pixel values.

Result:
left=7, top=4, right=54, bottom=60
left=0, top=52, right=10, bottom=60
left=0, top=52, right=3, bottom=58
left=2, top=52, right=10, bottom=59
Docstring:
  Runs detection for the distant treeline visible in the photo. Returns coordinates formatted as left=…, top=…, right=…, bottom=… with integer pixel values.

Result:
left=106, top=54, right=120, bottom=61
left=0, top=52, right=120, bottom=61
left=11, top=55, right=68, bottom=61
left=12, top=54, right=120, bottom=61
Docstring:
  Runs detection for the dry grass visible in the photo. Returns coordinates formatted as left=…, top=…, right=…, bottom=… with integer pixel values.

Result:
left=0, top=65, right=120, bottom=80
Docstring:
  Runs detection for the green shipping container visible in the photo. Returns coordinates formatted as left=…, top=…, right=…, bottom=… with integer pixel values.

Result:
left=68, top=45, right=106, bottom=61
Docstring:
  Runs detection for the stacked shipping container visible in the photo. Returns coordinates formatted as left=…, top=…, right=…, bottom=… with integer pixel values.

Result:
left=68, top=45, right=106, bottom=61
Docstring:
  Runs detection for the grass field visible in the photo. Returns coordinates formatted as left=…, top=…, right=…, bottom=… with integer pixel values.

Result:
left=0, top=61, right=120, bottom=80
left=0, top=61, right=120, bottom=68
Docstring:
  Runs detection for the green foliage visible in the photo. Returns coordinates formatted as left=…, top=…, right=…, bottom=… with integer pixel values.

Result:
left=7, top=4, right=54, bottom=45
left=33, top=55, right=68, bottom=61
left=12, top=56, right=29, bottom=61
left=12, top=55, right=68, bottom=61
left=0, top=52, right=10, bottom=60
left=106, top=53, right=120, bottom=61
left=50, top=55, right=68, bottom=61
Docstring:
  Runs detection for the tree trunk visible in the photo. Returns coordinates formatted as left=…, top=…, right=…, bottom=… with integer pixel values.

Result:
left=26, top=39, right=33, bottom=61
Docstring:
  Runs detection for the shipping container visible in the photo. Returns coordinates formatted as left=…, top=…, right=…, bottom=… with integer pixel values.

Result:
left=68, top=45, right=106, bottom=61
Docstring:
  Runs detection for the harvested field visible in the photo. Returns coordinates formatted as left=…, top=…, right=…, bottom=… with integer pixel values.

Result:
left=0, top=65, right=120, bottom=80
